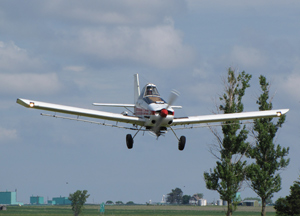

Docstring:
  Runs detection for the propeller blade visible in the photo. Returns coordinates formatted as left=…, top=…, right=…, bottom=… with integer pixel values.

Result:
left=166, top=90, right=180, bottom=109
left=153, top=90, right=180, bottom=135
left=153, top=117, right=164, bottom=134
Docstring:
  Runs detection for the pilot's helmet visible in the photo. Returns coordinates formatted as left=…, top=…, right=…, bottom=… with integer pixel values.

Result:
left=147, top=88, right=152, bottom=95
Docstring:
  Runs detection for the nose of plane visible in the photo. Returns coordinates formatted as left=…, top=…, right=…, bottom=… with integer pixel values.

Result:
left=160, top=109, right=168, bottom=118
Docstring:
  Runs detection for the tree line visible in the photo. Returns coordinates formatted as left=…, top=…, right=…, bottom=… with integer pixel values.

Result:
left=166, top=188, right=204, bottom=205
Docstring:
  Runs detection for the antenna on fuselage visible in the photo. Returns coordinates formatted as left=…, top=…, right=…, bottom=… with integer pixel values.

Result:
left=134, top=74, right=140, bottom=103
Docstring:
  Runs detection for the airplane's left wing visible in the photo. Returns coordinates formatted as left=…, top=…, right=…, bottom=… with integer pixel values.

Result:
left=17, top=98, right=145, bottom=126
left=92, top=103, right=135, bottom=108
left=172, top=109, right=289, bottom=126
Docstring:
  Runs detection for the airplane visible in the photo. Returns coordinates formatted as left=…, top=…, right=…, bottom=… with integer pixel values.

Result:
left=17, top=74, right=289, bottom=151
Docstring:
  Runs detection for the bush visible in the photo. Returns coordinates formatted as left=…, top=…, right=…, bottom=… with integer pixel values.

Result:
left=275, top=178, right=300, bottom=215
left=115, top=201, right=124, bottom=205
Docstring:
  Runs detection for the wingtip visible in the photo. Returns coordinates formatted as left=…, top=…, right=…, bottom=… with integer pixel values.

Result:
left=282, top=109, right=290, bottom=114
left=16, top=98, right=31, bottom=108
left=16, top=98, right=24, bottom=105
left=276, top=109, right=289, bottom=116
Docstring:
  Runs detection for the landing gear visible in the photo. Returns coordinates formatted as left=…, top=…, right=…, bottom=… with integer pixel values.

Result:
left=125, top=126, right=143, bottom=150
left=126, top=134, right=133, bottom=149
left=169, top=127, right=186, bottom=151
left=178, top=136, right=186, bottom=151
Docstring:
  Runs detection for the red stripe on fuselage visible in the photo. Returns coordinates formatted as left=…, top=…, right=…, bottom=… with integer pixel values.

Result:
left=135, top=108, right=152, bottom=116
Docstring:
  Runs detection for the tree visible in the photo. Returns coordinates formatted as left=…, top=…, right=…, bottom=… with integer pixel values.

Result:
left=69, top=190, right=90, bottom=216
left=106, top=200, right=114, bottom=205
left=204, top=68, right=251, bottom=216
left=195, top=193, right=204, bottom=199
left=274, top=176, right=300, bottom=216
left=166, top=188, right=183, bottom=204
left=126, top=201, right=135, bottom=205
left=182, top=195, right=191, bottom=204
left=246, top=75, right=290, bottom=216
left=115, top=201, right=124, bottom=205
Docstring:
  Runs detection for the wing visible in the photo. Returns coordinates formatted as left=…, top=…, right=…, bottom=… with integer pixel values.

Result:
left=172, top=109, right=289, bottom=126
left=17, top=98, right=144, bottom=126
left=92, top=103, right=135, bottom=108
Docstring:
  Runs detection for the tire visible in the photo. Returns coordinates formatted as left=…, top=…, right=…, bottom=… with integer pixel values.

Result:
left=126, top=134, right=133, bottom=149
left=178, top=136, right=186, bottom=151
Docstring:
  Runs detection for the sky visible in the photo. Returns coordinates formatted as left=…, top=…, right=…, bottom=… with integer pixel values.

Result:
left=1, top=0, right=300, bottom=205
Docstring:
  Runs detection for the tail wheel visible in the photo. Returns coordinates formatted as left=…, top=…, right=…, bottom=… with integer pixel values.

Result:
left=178, top=136, right=186, bottom=151
left=126, top=134, right=133, bottom=149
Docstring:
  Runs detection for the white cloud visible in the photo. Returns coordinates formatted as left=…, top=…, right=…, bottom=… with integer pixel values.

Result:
left=191, top=61, right=214, bottom=78
left=0, top=41, right=43, bottom=73
left=137, top=24, right=193, bottom=68
left=43, top=0, right=186, bottom=25
left=228, top=46, right=267, bottom=68
left=73, top=24, right=193, bottom=69
left=188, top=82, right=220, bottom=104
left=0, top=73, right=61, bottom=95
left=281, top=59, right=300, bottom=100
left=0, top=2, right=190, bottom=70
left=186, top=0, right=299, bottom=12
left=0, top=41, right=62, bottom=95
left=63, top=66, right=85, bottom=72
left=0, top=127, right=17, bottom=141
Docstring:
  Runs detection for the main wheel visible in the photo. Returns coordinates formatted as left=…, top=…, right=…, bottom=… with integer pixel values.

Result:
left=178, top=136, right=186, bottom=151
left=126, top=134, right=133, bottom=149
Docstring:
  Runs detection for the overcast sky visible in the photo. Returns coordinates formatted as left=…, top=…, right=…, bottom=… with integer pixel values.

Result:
left=1, top=0, right=299, bottom=204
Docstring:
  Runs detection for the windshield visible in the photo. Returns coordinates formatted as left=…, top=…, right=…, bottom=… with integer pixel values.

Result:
left=144, top=86, right=160, bottom=97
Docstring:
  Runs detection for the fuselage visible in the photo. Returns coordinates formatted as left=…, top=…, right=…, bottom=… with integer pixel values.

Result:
left=134, top=83, right=175, bottom=129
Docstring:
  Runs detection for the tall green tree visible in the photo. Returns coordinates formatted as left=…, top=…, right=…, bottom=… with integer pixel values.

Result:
left=246, top=75, right=289, bottom=216
left=69, top=190, right=90, bottom=216
left=166, top=188, right=183, bottom=204
left=204, top=68, right=251, bottom=216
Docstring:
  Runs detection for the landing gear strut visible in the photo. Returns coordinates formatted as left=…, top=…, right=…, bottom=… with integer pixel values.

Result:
left=125, top=126, right=143, bottom=149
left=169, top=127, right=186, bottom=151
left=178, top=136, right=186, bottom=151
left=126, top=134, right=133, bottom=149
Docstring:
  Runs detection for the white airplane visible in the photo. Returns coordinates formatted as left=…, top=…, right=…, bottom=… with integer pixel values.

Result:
left=17, top=74, right=289, bottom=151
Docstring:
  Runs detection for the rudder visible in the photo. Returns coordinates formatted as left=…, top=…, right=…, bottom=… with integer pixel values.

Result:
left=134, top=74, right=140, bottom=103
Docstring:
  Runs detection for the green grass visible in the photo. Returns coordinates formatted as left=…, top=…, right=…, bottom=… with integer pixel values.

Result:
left=0, top=205, right=276, bottom=216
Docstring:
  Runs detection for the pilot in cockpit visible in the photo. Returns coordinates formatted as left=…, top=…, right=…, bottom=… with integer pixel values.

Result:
left=146, top=87, right=153, bottom=96
left=145, top=85, right=159, bottom=97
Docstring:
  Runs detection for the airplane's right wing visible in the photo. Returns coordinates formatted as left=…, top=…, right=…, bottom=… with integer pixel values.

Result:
left=172, top=109, right=289, bottom=126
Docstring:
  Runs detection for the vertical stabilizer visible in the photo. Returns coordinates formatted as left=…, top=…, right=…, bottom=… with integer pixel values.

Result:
left=134, top=74, right=140, bottom=103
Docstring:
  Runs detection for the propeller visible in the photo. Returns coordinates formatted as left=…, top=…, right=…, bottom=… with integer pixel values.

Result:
left=153, top=90, right=180, bottom=135
left=166, top=90, right=180, bottom=110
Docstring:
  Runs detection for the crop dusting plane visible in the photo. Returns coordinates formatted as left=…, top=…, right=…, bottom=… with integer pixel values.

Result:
left=17, top=74, right=289, bottom=151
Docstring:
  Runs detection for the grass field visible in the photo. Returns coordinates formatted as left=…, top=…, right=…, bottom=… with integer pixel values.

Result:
left=0, top=205, right=276, bottom=216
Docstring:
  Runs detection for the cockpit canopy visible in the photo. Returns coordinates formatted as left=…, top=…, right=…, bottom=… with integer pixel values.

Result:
left=144, top=85, right=160, bottom=97
left=140, top=84, right=166, bottom=104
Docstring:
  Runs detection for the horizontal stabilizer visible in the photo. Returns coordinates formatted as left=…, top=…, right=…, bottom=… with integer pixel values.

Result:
left=171, top=106, right=182, bottom=109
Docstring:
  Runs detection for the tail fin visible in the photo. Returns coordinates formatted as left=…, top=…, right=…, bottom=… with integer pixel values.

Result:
left=134, top=74, right=140, bottom=103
